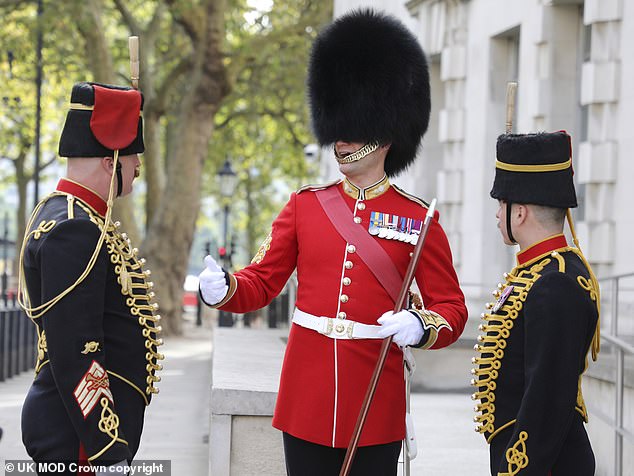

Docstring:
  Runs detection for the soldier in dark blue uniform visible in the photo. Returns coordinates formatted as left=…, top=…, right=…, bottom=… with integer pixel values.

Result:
left=472, top=131, right=600, bottom=475
left=18, top=82, right=163, bottom=475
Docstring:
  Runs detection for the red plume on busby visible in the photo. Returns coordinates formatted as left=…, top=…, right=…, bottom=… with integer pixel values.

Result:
left=58, top=82, right=144, bottom=158
left=307, top=9, right=431, bottom=177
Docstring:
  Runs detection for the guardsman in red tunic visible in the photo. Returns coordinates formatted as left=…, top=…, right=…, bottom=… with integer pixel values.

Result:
left=19, top=82, right=163, bottom=475
left=472, top=131, right=600, bottom=475
left=200, top=9, right=468, bottom=476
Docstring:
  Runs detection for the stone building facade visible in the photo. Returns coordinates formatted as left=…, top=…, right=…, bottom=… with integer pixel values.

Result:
left=323, top=1, right=634, bottom=473
left=325, top=0, right=633, bottom=288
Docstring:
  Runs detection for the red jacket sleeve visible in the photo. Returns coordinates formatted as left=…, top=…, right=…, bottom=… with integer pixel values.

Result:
left=413, top=216, right=468, bottom=349
left=218, top=193, right=299, bottom=313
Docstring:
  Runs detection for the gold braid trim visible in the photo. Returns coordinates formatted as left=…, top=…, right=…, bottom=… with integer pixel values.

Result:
left=487, top=419, right=516, bottom=444
left=18, top=152, right=122, bottom=320
left=576, top=370, right=589, bottom=422
left=410, top=309, right=452, bottom=349
left=551, top=251, right=566, bottom=272
left=96, top=216, right=163, bottom=397
left=495, top=158, right=571, bottom=173
left=34, top=327, right=48, bottom=374
left=107, top=371, right=149, bottom=406
left=472, top=260, right=549, bottom=436
left=542, top=249, right=591, bottom=422
left=566, top=211, right=601, bottom=361
left=87, top=397, right=128, bottom=461
left=66, top=195, right=75, bottom=219
left=499, top=431, right=529, bottom=475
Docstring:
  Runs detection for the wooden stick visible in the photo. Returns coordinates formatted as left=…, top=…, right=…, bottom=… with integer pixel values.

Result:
left=339, top=199, right=438, bottom=476
left=505, top=81, right=518, bottom=134
left=129, top=36, right=139, bottom=89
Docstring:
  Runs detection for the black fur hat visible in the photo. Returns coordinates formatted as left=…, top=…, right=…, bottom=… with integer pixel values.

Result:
left=490, top=131, right=577, bottom=208
left=308, top=9, right=430, bottom=177
left=59, top=82, right=144, bottom=158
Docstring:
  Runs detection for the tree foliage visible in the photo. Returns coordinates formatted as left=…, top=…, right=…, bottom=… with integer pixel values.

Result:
left=210, top=0, right=331, bottom=262
left=0, top=0, right=332, bottom=333
left=0, top=2, right=78, bottom=258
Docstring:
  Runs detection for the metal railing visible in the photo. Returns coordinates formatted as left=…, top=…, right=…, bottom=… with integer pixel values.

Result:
left=0, top=294, right=37, bottom=381
left=591, top=272, right=634, bottom=476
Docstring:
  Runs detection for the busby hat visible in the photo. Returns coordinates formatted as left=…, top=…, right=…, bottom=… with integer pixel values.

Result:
left=308, top=9, right=430, bottom=177
left=490, top=131, right=577, bottom=208
left=59, top=82, right=144, bottom=158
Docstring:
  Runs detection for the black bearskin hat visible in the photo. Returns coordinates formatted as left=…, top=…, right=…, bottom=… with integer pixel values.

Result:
left=491, top=131, right=577, bottom=208
left=59, top=82, right=144, bottom=158
left=308, top=9, right=430, bottom=177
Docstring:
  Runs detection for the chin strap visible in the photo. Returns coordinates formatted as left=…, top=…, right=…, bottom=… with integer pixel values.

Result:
left=506, top=201, right=517, bottom=244
left=115, top=160, right=123, bottom=197
left=334, top=141, right=380, bottom=164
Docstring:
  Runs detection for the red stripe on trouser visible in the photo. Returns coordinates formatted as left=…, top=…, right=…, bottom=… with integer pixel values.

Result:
left=78, top=444, right=95, bottom=476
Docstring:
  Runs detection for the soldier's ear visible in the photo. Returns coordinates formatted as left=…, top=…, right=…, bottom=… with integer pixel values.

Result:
left=100, top=156, right=114, bottom=174
left=515, top=204, right=529, bottom=226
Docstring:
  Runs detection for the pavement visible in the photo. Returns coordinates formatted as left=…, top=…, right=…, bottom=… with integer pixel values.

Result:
left=0, top=317, right=213, bottom=476
left=0, top=316, right=490, bottom=475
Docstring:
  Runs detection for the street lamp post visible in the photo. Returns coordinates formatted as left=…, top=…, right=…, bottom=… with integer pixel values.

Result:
left=33, top=0, right=44, bottom=207
left=195, top=240, right=211, bottom=327
left=217, top=158, right=238, bottom=327
left=1, top=212, right=8, bottom=305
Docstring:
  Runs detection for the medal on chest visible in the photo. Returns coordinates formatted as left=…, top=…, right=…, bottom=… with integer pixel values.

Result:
left=369, top=211, right=422, bottom=244
left=492, top=285, right=514, bottom=313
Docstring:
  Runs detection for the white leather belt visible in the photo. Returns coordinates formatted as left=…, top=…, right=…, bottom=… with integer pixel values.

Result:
left=292, top=309, right=383, bottom=340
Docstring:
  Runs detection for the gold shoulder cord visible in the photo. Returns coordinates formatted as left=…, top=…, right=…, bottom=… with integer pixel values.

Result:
left=566, top=209, right=601, bottom=360
left=18, top=151, right=122, bottom=319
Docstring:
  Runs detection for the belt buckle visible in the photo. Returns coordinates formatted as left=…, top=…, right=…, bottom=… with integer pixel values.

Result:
left=346, top=321, right=355, bottom=339
left=320, top=318, right=334, bottom=336
left=333, top=320, right=354, bottom=338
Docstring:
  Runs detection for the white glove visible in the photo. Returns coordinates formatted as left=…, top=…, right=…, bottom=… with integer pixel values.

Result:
left=96, top=460, right=129, bottom=476
left=377, top=310, right=424, bottom=347
left=199, top=255, right=228, bottom=305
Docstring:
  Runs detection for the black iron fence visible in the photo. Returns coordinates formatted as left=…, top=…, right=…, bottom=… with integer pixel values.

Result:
left=0, top=294, right=37, bottom=381
left=267, top=291, right=290, bottom=328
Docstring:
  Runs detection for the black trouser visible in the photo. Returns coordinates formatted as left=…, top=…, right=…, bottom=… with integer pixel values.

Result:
left=283, top=432, right=402, bottom=476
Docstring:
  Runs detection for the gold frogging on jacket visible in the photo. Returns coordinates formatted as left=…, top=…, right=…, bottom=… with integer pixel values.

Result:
left=89, top=212, right=164, bottom=399
left=471, top=258, right=547, bottom=440
left=471, top=249, right=596, bottom=440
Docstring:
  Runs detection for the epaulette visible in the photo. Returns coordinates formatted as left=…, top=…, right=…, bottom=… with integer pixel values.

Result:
left=296, top=179, right=341, bottom=194
left=392, top=184, right=430, bottom=208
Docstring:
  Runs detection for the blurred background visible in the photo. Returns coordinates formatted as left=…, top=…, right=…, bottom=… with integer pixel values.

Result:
left=1, top=0, right=632, bottom=474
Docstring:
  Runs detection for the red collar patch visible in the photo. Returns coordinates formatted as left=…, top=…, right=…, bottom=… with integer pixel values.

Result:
left=56, top=178, right=107, bottom=217
left=517, top=234, right=568, bottom=266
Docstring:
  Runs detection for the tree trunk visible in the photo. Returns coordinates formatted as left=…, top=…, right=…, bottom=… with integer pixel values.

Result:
left=142, top=110, right=165, bottom=229
left=13, top=152, right=29, bottom=284
left=143, top=0, right=230, bottom=334
left=75, top=0, right=142, bottom=242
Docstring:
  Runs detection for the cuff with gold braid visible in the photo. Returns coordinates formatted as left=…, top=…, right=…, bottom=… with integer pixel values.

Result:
left=409, top=309, right=452, bottom=349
